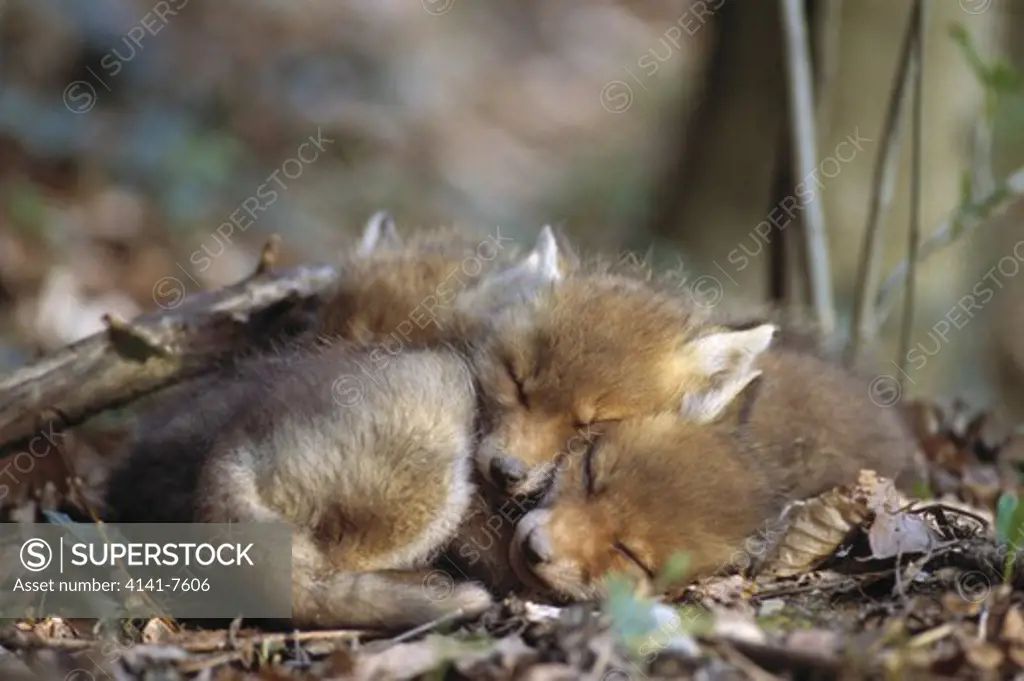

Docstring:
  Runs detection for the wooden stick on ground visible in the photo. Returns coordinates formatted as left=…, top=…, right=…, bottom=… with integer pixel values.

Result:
left=0, top=239, right=338, bottom=457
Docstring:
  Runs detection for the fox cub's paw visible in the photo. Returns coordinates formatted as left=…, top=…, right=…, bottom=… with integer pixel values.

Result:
left=441, top=581, right=494, bottom=619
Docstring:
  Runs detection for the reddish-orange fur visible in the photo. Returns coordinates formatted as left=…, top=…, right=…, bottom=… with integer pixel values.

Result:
left=511, top=346, right=918, bottom=601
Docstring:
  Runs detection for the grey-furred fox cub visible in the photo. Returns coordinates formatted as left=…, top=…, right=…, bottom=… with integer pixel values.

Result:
left=508, top=324, right=918, bottom=601
left=194, top=344, right=487, bottom=629
left=102, top=222, right=565, bottom=628
left=317, top=211, right=522, bottom=346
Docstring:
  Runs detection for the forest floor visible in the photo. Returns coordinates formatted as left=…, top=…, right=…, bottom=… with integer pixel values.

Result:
left=0, top=401, right=1021, bottom=681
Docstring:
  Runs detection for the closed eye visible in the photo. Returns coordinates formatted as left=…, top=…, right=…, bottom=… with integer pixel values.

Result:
left=582, top=433, right=602, bottom=495
left=614, top=541, right=655, bottom=581
left=573, top=418, right=621, bottom=433
left=503, top=359, right=529, bottom=407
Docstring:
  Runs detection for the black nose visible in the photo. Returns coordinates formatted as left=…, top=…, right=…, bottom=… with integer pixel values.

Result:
left=521, top=528, right=551, bottom=567
left=489, top=456, right=526, bottom=490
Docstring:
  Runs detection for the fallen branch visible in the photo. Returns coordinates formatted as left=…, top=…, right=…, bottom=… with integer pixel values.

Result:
left=0, top=254, right=337, bottom=456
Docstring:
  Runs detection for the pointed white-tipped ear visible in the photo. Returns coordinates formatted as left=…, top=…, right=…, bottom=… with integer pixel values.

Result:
left=357, top=210, right=401, bottom=255
left=678, top=323, right=777, bottom=423
left=521, top=225, right=563, bottom=283
left=454, top=226, right=565, bottom=318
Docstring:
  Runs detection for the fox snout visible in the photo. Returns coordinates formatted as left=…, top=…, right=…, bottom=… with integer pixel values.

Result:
left=476, top=435, right=561, bottom=499
left=509, top=509, right=563, bottom=596
left=486, top=454, right=528, bottom=490
left=477, top=419, right=595, bottom=498
left=509, top=507, right=625, bottom=602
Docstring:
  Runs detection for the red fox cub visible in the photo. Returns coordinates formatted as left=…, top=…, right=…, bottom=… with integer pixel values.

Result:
left=468, top=243, right=745, bottom=500
left=507, top=326, right=918, bottom=601
left=470, top=236, right=855, bottom=502
left=317, top=211, right=522, bottom=346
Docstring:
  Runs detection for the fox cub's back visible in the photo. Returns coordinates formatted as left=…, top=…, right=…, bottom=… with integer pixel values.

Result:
left=319, top=214, right=520, bottom=345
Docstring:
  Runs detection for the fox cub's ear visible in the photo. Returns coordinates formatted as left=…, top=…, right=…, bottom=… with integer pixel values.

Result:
left=459, top=225, right=565, bottom=316
left=357, top=210, right=402, bottom=255
left=522, top=225, right=564, bottom=283
left=678, top=323, right=777, bottom=423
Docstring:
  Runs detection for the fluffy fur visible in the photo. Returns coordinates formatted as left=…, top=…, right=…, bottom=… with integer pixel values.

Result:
left=510, top=341, right=919, bottom=601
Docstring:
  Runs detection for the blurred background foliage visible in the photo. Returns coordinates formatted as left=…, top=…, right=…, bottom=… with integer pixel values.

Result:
left=1, top=0, right=1024, bottom=417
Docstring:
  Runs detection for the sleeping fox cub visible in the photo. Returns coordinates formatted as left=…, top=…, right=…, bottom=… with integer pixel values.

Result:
left=194, top=344, right=488, bottom=629
left=317, top=211, right=521, bottom=345
left=507, top=324, right=918, bottom=601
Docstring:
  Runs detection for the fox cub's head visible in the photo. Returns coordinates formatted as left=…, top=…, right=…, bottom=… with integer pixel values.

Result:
left=465, top=232, right=777, bottom=500
left=505, top=324, right=779, bottom=601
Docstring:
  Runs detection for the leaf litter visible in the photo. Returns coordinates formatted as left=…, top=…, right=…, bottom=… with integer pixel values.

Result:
left=3, top=399, right=1024, bottom=678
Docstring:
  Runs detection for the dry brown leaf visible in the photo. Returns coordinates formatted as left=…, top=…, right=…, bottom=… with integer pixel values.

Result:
left=521, top=663, right=581, bottom=681
left=866, top=508, right=936, bottom=560
left=1007, top=645, right=1024, bottom=669
left=964, top=640, right=1005, bottom=671
left=141, top=618, right=176, bottom=644
left=1003, top=607, right=1024, bottom=645
left=34, top=618, right=77, bottom=640
left=942, top=591, right=983, bottom=617
left=689, top=574, right=749, bottom=606
left=761, top=470, right=943, bottom=576
left=787, top=629, right=840, bottom=658
left=761, top=488, right=868, bottom=577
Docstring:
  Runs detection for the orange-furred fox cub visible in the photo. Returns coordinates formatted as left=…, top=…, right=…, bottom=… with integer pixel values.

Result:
left=468, top=247, right=738, bottom=499
left=507, top=325, right=918, bottom=601
left=469, top=235, right=862, bottom=503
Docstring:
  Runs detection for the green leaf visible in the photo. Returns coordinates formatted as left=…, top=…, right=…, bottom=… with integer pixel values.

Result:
left=996, top=492, right=1019, bottom=545
left=949, top=23, right=988, bottom=82
left=912, top=478, right=934, bottom=500
left=653, top=552, right=691, bottom=593
left=959, top=169, right=974, bottom=206
left=603, top=573, right=658, bottom=648
left=988, top=62, right=1023, bottom=95
left=1005, top=493, right=1024, bottom=553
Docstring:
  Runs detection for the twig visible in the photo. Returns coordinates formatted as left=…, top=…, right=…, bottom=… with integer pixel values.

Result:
left=845, top=2, right=919, bottom=367
left=0, top=627, right=362, bottom=653
left=0, top=263, right=337, bottom=454
left=873, top=166, right=1024, bottom=331
left=767, top=128, right=795, bottom=307
left=896, top=0, right=928, bottom=389
left=102, top=313, right=173, bottom=360
left=971, top=117, right=996, bottom=201
left=879, top=178, right=1024, bottom=328
left=711, top=640, right=785, bottom=681
left=705, top=637, right=841, bottom=679
left=811, top=0, right=844, bottom=144
left=779, top=0, right=836, bottom=334
left=383, top=609, right=467, bottom=645
left=249, top=234, right=283, bottom=279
